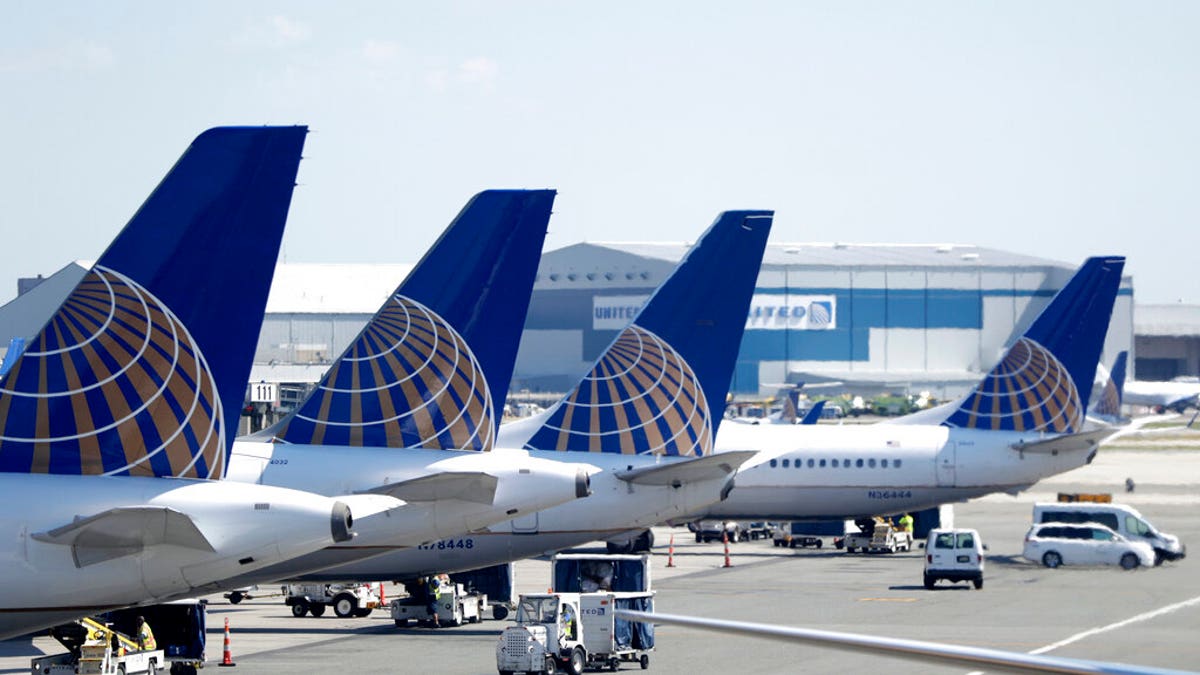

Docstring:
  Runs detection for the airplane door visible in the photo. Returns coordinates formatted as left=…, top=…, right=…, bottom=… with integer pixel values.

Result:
left=936, top=442, right=957, bottom=487
left=510, top=510, right=539, bottom=534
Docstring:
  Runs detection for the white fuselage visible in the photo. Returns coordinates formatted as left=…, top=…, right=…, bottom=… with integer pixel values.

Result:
left=0, top=474, right=362, bottom=639
left=1121, top=380, right=1200, bottom=410
left=702, top=422, right=1098, bottom=520
left=209, top=440, right=589, bottom=586
left=277, top=448, right=743, bottom=581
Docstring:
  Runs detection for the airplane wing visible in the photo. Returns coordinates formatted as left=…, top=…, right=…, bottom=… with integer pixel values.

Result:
left=32, top=506, right=214, bottom=568
left=614, top=610, right=1192, bottom=675
left=1010, top=427, right=1117, bottom=454
left=614, top=451, right=756, bottom=486
left=364, top=471, right=499, bottom=504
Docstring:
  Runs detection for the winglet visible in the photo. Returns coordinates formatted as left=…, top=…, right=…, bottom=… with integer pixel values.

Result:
left=0, top=127, right=306, bottom=478
left=267, top=190, right=555, bottom=450
left=942, top=257, right=1124, bottom=433
left=519, top=211, right=773, bottom=456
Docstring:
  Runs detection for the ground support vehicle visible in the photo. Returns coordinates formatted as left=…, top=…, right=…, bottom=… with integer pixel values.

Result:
left=284, top=582, right=382, bottom=618
left=689, top=520, right=742, bottom=543
left=743, top=522, right=772, bottom=540
left=1032, top=501, right=1185, bottom=564
left=772, top=524, right=823, bottom=549
left=496, top=592, right=654, bottom=674
left=924, top=528, right=985, bottom=590
left=32, top=617, right=165, bottom=675
left=841, top=519, right=912, bottom=554
left=391, top=580, right=487, bottom=628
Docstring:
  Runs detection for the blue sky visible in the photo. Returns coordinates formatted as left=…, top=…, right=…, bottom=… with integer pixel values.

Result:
left=2, top=2, right=1197, bottom=303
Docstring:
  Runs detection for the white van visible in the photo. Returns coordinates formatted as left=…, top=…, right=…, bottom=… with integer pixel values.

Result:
left=1032, top=503, right=1185, bottom=565
left=923, top=528, right=984, bottom=590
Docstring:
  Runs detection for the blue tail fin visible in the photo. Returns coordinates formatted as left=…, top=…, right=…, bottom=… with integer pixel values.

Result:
left=270, top=190, right=555, bottom=449
left=943, top=256, right=1125, bottom=433
left=1092, top=351, right=1128, bottom=419
left=800, top=400, right=826, bottom=425
left=0, top=127, right=306, bottom=478
left=522, top=211, right=773, bottom=456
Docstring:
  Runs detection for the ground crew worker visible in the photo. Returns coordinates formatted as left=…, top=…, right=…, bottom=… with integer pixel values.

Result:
left=426, top=575, right=442, bottom=628
left=560, top=603, right=576, bottom=641
left=898, top=513, right=914, bottom=532
left=135, top=616, right=156, bottom=651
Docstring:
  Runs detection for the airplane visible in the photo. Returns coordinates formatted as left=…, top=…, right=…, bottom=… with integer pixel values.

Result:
left=615, top=609, right=1194, bottom=675
left=1090, top=351, right=1128, bottom=424
left=698, top=256, right=1126, bottom=522
left=194, top=190, right=592, bottom=590
left=0, top=127, right=394, bottom=639
left=266, top=209, right=773, bottom=581
left=1121, top=375, right=1200, bottom=413
left=727, top=385, right=828, bottom=425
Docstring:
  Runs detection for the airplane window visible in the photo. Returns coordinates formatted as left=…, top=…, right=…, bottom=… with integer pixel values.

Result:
left=819, top=459, right=826, bottom=468
left=795, top=460, right=802, bottom=469
left=855, top=459, right=864, bottom=468
left=782, top=459, right=790, bottom=468
left=807, top=459, right=815, bottom=468
left=769, top=459, right=777, bottom=468
left=831, top=459, right=839, bottom=468
left=881, top=459, right=888, bottom=468
left=894, top=459, right=902, bottom=468
left=843, top=458, right=851, bottom=468
left=868, top=458, right=876, bottom=468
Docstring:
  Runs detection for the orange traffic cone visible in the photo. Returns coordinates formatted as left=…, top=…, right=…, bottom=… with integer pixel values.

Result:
left=666, top=534, right=676, bottom=567
left=722, top=531, right=733, bottom=568
left=219, top=617, right=236, bottom=667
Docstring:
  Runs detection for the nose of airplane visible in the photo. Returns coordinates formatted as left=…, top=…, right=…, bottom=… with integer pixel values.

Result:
left=330, top=500, right=353, bottom=543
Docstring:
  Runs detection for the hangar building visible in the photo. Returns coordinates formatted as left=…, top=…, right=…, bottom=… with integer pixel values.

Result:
left=512, top=243, right=1134, bottom=399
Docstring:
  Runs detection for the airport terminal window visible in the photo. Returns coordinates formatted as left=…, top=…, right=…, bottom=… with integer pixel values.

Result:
left=769, top=459, right=777, bottom=468
left=807, top=459, right=815, bottom=468
left=868, top=458, right=876, bottom=468
left=782, top=459, right=790, bottom=468
left=855, top=459, right=864, bottom=468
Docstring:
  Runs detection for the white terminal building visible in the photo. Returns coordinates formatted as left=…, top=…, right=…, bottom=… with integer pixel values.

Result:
left=0, top=243, right=1166, bottom=411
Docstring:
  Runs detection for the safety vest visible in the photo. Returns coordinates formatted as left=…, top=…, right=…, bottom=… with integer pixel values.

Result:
left=138, top=623, right=157, bottom=651
left=427, top=577, right=442, bottom=599
left=899, top=515, right=914, bottom=531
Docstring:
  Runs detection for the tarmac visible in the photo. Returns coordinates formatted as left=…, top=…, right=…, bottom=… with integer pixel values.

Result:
left=3, top=447, right=1198, bottom=674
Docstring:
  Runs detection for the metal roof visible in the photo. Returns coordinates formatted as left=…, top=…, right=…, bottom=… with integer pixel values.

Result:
left=1135, top=304, right=1200, bottom=336
left=549, top=242, right=1069, bottom=270
left=264, top=263, right=411, bottom=314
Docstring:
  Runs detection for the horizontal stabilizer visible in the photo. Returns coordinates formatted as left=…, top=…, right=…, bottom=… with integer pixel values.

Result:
left=615, top=450, right=757, bottom=486
left=365, top=471, right=498, bottom=504
left=1010, top=427, right=1116, bottom=455
left=33, top=506, right=214, bottom=568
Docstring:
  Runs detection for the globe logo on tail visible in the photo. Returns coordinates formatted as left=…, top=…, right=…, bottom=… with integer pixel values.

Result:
left=276, top=296, right=494, bottom=450
left=0, top=267, right=224, bottom=478
left=525, top=325, right=712, bottom=456
left=944, top=337, right=1082, bottom=433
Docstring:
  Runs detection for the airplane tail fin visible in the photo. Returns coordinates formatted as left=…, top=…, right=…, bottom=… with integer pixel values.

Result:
left=0, top=127, right=306, bottom=478
left=800, top=400, right=827, bottom=425
left=1092, top=351, right=1128, bottom=419
left=268, top=190, right=555, bottom=450
left=942, top=256, right=1125, bottom=433
left=520, top=210, right=773, bottom=456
